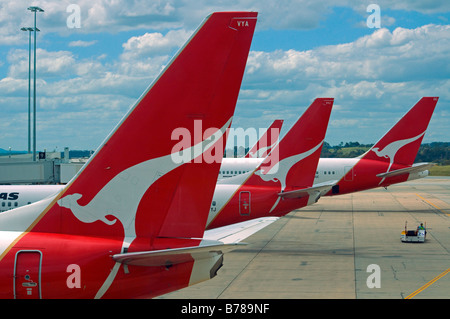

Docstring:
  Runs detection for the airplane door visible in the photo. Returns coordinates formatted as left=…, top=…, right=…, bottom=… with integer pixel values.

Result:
left=14, top=251, right=42, bottom=299
left=239, top=191, right=251, bottom=216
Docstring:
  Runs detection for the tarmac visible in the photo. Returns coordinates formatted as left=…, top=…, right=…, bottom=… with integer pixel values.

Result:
left=158, top=177, right=450, bottom=299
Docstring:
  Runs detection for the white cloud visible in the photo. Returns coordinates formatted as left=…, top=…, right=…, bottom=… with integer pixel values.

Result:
left=69, top=40, right=97, bottom=47
left=0, top=77, right=27, bottom=95
left=7, top=48, right=76, bottom=78
left=235, top=23, right=450, bottom=144
left=376, top=0, right=450, bottom=14
left=244, top=24, right=450, bottom=88
left=121, top=29, right=191, bottom=57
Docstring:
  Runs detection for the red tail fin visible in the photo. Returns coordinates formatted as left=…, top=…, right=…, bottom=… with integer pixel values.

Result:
left=23, top=12, right=257, bottom=241
left=251, top=98, right=334, bottom=190
left=245, top=119, right=283, bottom=158
left=362, top=97, right=438, bottom=166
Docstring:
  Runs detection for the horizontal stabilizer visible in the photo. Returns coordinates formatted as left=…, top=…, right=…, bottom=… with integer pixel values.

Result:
left=204, top=217, right=279, bottom=244
left=376, top=163, right=435, bottom=178
left=278, top=180, right=338, bottom=199
left=112, top=240, right=244, bottom=267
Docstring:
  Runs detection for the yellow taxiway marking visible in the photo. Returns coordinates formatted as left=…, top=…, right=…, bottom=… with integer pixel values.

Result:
left=415, top=194, right=450, bottom=217
left=405, top=268, right=450, bottom=299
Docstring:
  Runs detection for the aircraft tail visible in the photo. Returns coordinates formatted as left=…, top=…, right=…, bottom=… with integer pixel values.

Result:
left=252, top=98, right=334, bottom=191
left=207, top=99, right=332, bottom=228
left=361, top=97, right=439, bottom=167
left=1, top=12, right=258, bottom=243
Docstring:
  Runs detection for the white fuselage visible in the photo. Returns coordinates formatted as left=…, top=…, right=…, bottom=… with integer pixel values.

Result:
left=313, top=158, right=360, bottom=184
left=219, top=157, right=360, bottom=184
left=0, top=185, right=63, bottom=213
left=218, top=157, right=262, bottom=179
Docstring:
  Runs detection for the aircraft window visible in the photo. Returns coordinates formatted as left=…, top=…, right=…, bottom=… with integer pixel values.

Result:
left=324, top=171, right=327, bottom=175
left=226, top=171, right=229, bottom=174
left=28, top=202, right=31, bottom=204
left=211, top=201, right=216, bottom=206
left=14, top=202, right=18, bottom=207
left=8, top=202, right=11, bottom=207
left=1, top=202, right=4, bottom=207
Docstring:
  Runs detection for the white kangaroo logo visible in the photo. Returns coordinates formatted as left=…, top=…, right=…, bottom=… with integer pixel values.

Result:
left=371, top=131, right=425, bottom=184
left=59, top=193, right=117, bottom=225
left=58, top=119, right=231, bottom=239
left=255, top=140, right=323, bottom=190
left=255, top=140, right=323, bottom=212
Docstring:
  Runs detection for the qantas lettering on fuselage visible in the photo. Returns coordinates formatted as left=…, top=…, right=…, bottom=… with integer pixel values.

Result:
left=0, top=193, right=19, bottom=201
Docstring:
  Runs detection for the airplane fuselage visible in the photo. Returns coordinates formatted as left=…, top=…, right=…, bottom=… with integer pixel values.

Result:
left=220, top=157, right=428, bottom=196
left=0, top=185, right=64, bottom=213
left=207, top=172, right=315, bottom=229
left=0, top=225, right=209, bottom=299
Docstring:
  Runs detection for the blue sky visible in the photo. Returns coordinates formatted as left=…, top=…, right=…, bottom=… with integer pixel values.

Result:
left=0, top=1, right=449, bottom=152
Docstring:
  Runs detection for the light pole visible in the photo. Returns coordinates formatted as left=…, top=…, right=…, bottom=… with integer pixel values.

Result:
left=27, top=6, right=44, bottom=162
left=20, top=27, right=39, bottom=155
